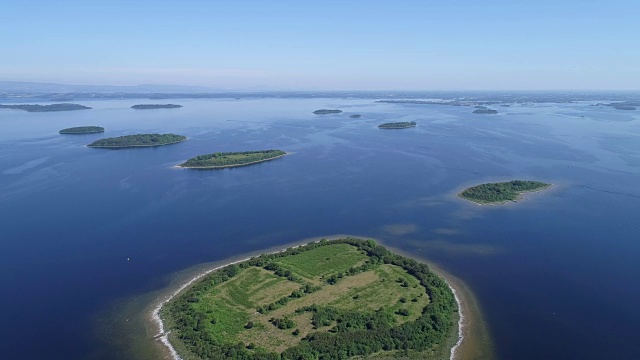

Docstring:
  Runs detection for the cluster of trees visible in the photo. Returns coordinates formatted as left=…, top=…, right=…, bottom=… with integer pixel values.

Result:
left=271, top=318, right=296, bottom=330
left=0, top=103, right=91, bottom=112
left=59, top=126, right=104, bottom=134
left=377, top=121, right=416, bottom=129
left=87, top=133, right=186, bottom=147
left=164, top=238, right=457, bottom=359
left=472, top=108, right=498, bottom=114
left=313, top=109, right=342, bottom=114
left=130, top=104, right=182, bottom=109
left=459, top=180, right=550, bottom=203
left=181, top=150, right=286, bottom=168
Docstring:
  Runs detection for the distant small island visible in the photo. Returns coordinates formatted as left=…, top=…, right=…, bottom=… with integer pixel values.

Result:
left=59, top=126, right=104, bottom=134
left=0, top=103, right=91, bottom=112
left=313, top=109, right=342, bottom=114
left=180, top=150, right=286, bottom=169
left=472, top=108, right=498, bottom=114
left=131, top=104, right=183, bottom=109
left=378, top=121, right=416, bottom=129
left=87, top=134, right=186, bottom=148
left=349, top=114, right=362, bottom=118
left=458, top=180, right=551, bottom=204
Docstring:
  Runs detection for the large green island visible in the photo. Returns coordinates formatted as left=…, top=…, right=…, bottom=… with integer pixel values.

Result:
left=161, top=238, right=458, bottom=360
left=0, top=103, right=91, bottom=112
left=59, top=126, right=105, bottom=134
left=131, top=104, right=183, bottom=109
left=378, top=121, right=416, bottom=129
left=458, top=180, right=551, bottom=204
left=179, top=150, right=286, bottom=169
left=87, top=133, right=186, bottom=148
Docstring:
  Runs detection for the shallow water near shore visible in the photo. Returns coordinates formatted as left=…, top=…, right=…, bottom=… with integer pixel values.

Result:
left=1, top=94, right=639, bottom=359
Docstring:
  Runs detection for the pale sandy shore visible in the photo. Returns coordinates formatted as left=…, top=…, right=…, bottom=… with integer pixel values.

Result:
left=145, top=235, right=492, bottom=360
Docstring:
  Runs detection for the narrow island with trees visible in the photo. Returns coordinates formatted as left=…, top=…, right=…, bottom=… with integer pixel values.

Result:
left=179, top=149, right=286, bottom=169
left=472, top=107, right=498, bottom=114
left=59, top=126, right=104, bottom=134
left=131, top=104, right=183, bottom=109
left=378, top=121, right=417, bottom=129
left=87, top=134, right=186, bottom=148
left=159, top=237, right=459, bottom=360
left=458, top=180, right=551, bottom=204
left=313, top=109, right=342, bottom=114
left=0, top=103, right=91, bottom=112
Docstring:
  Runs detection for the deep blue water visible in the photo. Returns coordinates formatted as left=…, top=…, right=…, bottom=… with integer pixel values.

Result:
left=1, top=96, right=639, bottom=359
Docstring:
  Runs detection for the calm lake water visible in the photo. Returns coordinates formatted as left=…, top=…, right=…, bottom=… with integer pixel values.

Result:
left=0, top=95, right=639, bottom=359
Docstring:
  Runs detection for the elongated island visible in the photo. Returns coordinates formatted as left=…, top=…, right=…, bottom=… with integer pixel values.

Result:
left=131, top=104, right=183, bottom=109
left=59, top=126, right=104, bottom=134
left=179, top=149, right=286, bottom=169
left=87, top=134, right=186, bottom=148
left=160, top=238, right=458, bottom=360
left=458, top=180, right=551, bottom=204
left=0, top=103, right=91, bottom=112
left=313, top=109, right=342, bottom=114
left=378, top=121, right=416, bottom=129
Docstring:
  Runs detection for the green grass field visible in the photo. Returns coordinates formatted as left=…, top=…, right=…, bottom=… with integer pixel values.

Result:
left=164, top=239, right=457, bottom=360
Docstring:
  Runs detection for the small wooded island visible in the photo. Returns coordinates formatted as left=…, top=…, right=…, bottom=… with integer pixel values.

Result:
left=349, top=114, right=362, bottom=118
left=161, top=238, right=458, bottom=360
left=472, top=109, right=498, bottom=114
left=87, top=134, right=186, bottom=148
left=458, top=180, right=551, bottom=204
left=180, top=150, right=286, bottom=169
left=378, top=121, right=417, bottom=129
left=0, top=103, right=91, bottom=112
left=313, top=109, right=342, bottom=114
left=59, top=126, right=104, bottom=134
left=131, top=104, right=183, bottom=109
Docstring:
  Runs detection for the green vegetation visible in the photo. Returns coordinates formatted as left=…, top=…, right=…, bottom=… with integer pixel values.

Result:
left=313, top=109, right=342, bottom=114
left=131, top=104, right=183, bottom=109
left=472, top=109, right=498, bottom=114
left=458, top=180, right=551, bottom=204
left=163, top=238, right=457, bottom=360
left=378, top=121, right=416, bottom=129
left=87, top=133, right=186, bottom=148
left=0, top=103, right=91, bottom=112
left=59, top=126, right=104, bottom=134
left=180, top=150, right=286, bottom=169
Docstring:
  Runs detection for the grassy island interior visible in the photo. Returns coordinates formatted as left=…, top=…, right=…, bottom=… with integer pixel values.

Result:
left=458, top=180, right=550, bottom=204
left=87, top=133, right=186, bottom=148
left=180, top=150, right=286, bottom=168
left=163, top=238, right=457, bottom=360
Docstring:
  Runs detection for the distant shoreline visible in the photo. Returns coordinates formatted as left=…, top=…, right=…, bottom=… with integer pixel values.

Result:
left=177, top=152, right=288, bottom=169
left=148, top=235, right=475, bottom=360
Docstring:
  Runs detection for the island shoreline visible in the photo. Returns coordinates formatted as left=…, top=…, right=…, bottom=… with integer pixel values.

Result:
left=176, top=152, right=288, bottom=169
left=87, top=138, right=187, bottom=148
left=148, top=235, right=477, bottom=360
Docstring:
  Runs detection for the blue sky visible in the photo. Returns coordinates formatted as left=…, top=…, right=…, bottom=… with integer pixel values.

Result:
left=1, top=0, right=639, bottom=90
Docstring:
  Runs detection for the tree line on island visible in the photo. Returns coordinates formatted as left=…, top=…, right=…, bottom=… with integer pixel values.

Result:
left=378, top=121, right=416, bottom=129
left=87, top=134, right=186, bottom=148
left=458, top=180, right=550, bottom=204
left=164, top=238, right=457, bottom=360
left=59, top=126, right=104, bottom=134
left=180, top=150, right=286, bottom=168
